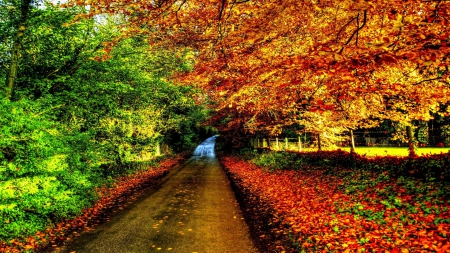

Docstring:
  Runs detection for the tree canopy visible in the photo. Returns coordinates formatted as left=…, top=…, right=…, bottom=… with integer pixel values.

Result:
left=62, top=0, right=450, bottom=146
left=1, top=0, right=450, bottom=245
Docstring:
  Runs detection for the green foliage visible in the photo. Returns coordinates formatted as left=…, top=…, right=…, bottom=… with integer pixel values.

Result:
left=0, top=0, right=22, bottom=81
left=251, top=151, right=299, bottom=172
left=0, top=99, right=96, bottom=239
left=0, top=4, right=210, bottom=242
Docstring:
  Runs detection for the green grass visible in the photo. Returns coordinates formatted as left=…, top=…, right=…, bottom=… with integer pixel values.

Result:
left=271, top=143, right=450, bottom=157
left=337, top=147, right=449, bottom=157
left=289, top=147, right=449, bottom=157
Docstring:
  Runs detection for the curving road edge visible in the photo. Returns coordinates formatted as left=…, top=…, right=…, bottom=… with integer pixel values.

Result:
left=55, top=136, right=258, bottom=253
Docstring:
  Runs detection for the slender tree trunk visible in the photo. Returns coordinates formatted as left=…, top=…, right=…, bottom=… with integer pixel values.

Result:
left=350, top=130, right=355, bottom=153
left=4, top=0, right=32, bottom=100
left=298, top=136, right=302, bottom=152
left=317, top=133, right=322, bottom=151
left=155, top=142, right=161, bottom=156
left=406, top=125, right=416, bottom=157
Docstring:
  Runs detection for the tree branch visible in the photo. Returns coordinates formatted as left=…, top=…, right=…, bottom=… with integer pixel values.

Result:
left=218, top=0, right=227, bottom=20
left=336, top=16, right=357, bottom=42
left=338, top=10, right=367, bottom=54
left=413, top=76, right=447, bottom=86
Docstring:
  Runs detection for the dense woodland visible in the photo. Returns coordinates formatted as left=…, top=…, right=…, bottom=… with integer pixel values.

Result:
left=1, top=0, right=450, bottom=250
left=0, top=1, right=212, bottom=241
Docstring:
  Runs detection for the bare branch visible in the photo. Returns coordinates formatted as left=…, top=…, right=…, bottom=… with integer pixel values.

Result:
left=413, top=76, right=446, bottom=85
left=338, top=10, right=367, bottom=54
left=336, top=16, right=357, bottom=42
left=218, top=0, right=227, bottom=20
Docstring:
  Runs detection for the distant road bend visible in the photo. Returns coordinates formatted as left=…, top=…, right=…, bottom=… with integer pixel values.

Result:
left=56, top=136, right=258, bottom=253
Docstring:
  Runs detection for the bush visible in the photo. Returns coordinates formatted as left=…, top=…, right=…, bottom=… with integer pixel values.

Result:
left=0, top=99, right=97, bottom=241
left=251, top=151, right=299, bottom=172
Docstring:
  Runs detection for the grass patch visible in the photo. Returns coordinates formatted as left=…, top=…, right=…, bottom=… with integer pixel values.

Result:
left=296, top=147, right=449, bottom=157
left=341, top=147, right=449, bottom=157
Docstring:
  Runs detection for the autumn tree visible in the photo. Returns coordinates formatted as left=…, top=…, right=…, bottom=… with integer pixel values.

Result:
left=67, top=0, right=450, bottom=151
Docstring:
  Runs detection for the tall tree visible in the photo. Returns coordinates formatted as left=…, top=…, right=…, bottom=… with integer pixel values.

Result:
left=67, top=0, right=450, bottom=148
left=3, top=0, right=33, bottom=100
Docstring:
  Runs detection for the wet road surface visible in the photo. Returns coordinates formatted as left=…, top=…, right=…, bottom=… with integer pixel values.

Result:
left=56, top=136, right=258, bottom=253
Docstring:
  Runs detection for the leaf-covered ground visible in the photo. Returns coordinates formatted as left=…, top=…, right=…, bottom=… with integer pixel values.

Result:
left=220, top=154, right=450, bottom=252
left=0, top=154, right=188, bottom=253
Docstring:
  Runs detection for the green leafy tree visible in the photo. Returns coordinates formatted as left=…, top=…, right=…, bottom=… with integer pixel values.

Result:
left=0, top=6, right=211, bottom=242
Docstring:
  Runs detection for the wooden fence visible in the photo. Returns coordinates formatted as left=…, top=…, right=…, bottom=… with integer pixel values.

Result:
left=250, top=133, right=450, bottom=151
left=251, top=137, right=308, bottom=152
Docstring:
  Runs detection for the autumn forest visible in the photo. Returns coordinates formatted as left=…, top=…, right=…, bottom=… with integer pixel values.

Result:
left=1, top=0, right=450, bottom=252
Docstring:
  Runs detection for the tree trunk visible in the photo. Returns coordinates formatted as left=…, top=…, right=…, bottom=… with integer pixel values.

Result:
left=350, top=130, right=355, bottom=153
left=4, top=0, right=32, bottom=100
left=406, top=125, right=416, bottom=157
left=298, top=136, right=302, bottom=152
left=317, top=133, right=322, bottom=151
left=155, top=142, right=161, bottom=156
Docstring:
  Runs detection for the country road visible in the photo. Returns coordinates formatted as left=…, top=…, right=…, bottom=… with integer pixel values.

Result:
left=54, top=136, right=258, bottom=253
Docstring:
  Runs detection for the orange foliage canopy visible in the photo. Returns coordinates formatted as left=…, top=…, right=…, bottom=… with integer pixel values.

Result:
left=67, top=0, right=450, bottom=138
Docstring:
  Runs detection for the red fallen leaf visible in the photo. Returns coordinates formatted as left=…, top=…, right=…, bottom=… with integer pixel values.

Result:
left=379, top=55, right=398, bottom=64
left=24, top=245, right=34, bottom=250
left=302, top=242, right=313, bottom=248
left=220, top=153, right=449, bottom=252
left=441, top=243, right=450, bottom=251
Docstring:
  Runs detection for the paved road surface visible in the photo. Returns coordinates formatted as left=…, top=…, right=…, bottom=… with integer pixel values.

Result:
left=55, top=136, right=258, bottom=253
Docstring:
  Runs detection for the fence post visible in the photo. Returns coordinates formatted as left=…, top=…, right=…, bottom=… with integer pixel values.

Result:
left=298, top=136, right=302, bottom=152
left=285, top=137, right=288, bottom=150
left=257, top=138, right=260, bottom=148
left=263, top=138, right=267, bottom=148
left=276, top=137, right=279, bottom=150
